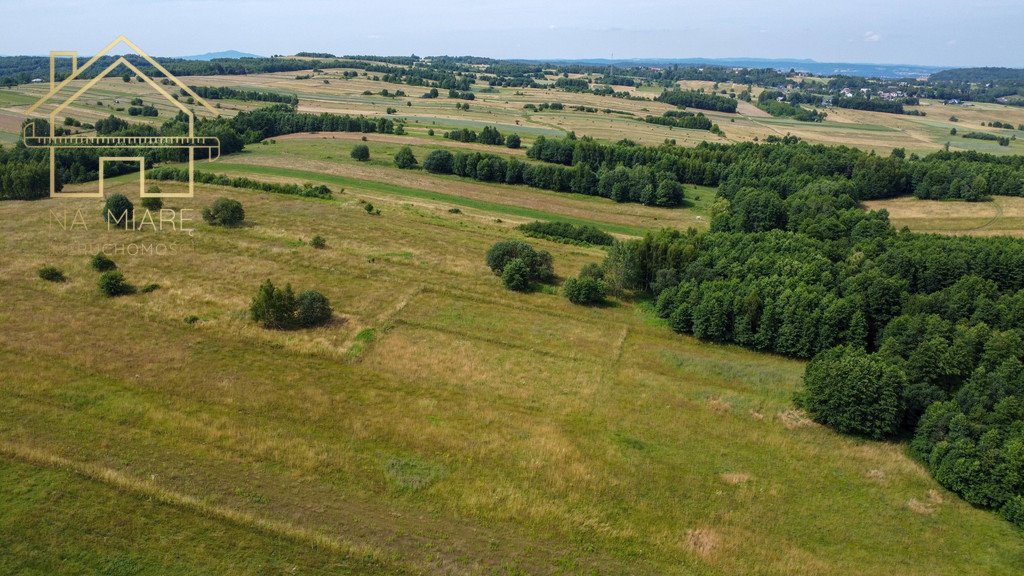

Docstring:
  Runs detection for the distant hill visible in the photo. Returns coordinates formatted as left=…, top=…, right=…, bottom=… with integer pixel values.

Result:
left=533, top=57, right=949, bottom=79
left=929, top=67, right=1024, bottom=83
left=179, top=50, right=262, bottom=61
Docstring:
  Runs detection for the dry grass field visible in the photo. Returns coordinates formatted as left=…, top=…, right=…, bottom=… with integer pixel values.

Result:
left=2, top=57, right=1024, bottom=574
left=866, top=195, right=1024, bottom=237
left=3, top=143, right=1024, bottom=573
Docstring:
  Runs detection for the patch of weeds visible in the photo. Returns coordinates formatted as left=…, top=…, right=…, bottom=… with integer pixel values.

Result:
left=347, top=328, right=376, bottom=360
left=140, top=283, right=160, bottom=293
left=612, top=430, right=649, bottom=452
left=384, top=455, right=445, bottom=492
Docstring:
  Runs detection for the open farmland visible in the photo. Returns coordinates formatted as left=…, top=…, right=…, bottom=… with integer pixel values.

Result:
left=4, top=62, right=1024, bottom=155
left=3, top=162, right=1024, bottom=573
left=3, top=29, right=1024, bottom=575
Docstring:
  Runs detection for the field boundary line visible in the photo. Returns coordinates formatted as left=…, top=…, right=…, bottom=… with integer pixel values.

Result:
left=0, top=441, right=406, bottom=571
left=393, top=318, right=588, bottom=361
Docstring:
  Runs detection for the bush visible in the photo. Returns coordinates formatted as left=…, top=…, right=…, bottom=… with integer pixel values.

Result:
left=310, top=235, right=327, bottom=249
left=250, top=280, right=297, bottom=329
left=506, top=133, right=521, bottom=149
left=351, top=144, right=370, bottom=161
left=486, top=239, right=538, bottom=275
left=103, top=193, right=134, bottom=228
left=141, top=196, right=163, bottom=211
left=486, top=240, right=555, bottom=290
left=90, top=253, right=117, bottom=272
left=38, top=265, right=66, bottom=282
left=501, top=258, right=532, bottom=292
left=563, top=276, right=606, bottom=305
left=579, top=262, right=604, bottom=280
left=250, top=280, right=333, bottom=329
left=364, top=203, right=376, bottom=214
left=802, top=346, right=907, bottom=439
left=202, top=198, right=245, bottom=227
left=295, top=290, right=333, bottom=327
left=423, top=149, right=454, bottom=174
left=394, top=146, right=418, bottom=169
left=98, top=271, right=136, bottom=297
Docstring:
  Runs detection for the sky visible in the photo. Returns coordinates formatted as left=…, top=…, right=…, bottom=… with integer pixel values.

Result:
left=1, top=0, right=1021, bottom=68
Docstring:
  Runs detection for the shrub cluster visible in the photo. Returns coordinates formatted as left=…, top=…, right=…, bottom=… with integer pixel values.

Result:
left=485, top=240, right=554, bottom=292
left=250, top=280, right=333, bottom=329
left=149, top=167, right=334, bottom=199
left=563, top=276, right=607, bottom=305
left=517, top=221, right=614, bottom=246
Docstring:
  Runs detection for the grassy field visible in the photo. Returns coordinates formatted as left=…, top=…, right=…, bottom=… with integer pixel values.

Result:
left=865, top=195, right=1024, bottom=237
left=3, top=147, right=1024, bottom=573
left=3, top=58, right=1024, bottom=574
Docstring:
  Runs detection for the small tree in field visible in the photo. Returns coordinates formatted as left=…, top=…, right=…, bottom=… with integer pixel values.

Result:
left=563, top=276, right=606, bottom=305
left=90, top=253, right=117, bottom=272
left=99, top=271, right=136, bottom=297
left=203, top=198, right=245, bottom=227
left=296, top=290, right=332, bottom=327
left=394, top=146, right=418, bottom=169
left=423, top=149, right=454, bottom=174
left=501, top=258, right=531, bottom=292
left=351, top=144, right=370, bottom=161
left=506, top=133, right=521, bottom=149
left=103, top=193, right=134, bottom=228
left=250, top=280, right=297, bottom=329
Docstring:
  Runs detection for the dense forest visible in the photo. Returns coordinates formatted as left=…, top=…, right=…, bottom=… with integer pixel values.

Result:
left=0, top=55, right=348, bottom=87
left=525, top=134, right=1024, bottom=202
left=656, top=89, right=738, bottom=113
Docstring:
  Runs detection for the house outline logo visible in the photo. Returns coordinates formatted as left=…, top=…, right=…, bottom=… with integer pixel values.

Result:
left=22, top=35, right=220, bottom=199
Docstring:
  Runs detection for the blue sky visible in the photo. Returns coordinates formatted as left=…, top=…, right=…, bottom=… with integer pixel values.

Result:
left=1, top=0, right=1021, bottom=67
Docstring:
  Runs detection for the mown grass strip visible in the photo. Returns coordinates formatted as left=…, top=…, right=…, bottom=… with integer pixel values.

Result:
left=209, top=162, right=650, bottom=237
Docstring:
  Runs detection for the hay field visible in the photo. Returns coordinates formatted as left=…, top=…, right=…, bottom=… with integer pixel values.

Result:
left=2, top=149, right=1024, bottom=574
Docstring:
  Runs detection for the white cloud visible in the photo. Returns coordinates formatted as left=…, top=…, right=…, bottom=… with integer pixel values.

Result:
left=864, top=31, right=882, bottom=42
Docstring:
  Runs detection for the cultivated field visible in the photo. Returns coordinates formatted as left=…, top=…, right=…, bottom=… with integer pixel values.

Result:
left=3, top=61, right=1024, bottom=155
